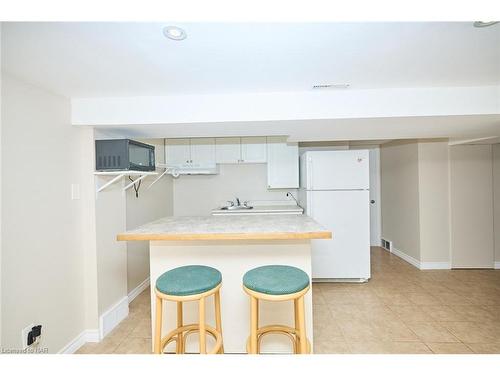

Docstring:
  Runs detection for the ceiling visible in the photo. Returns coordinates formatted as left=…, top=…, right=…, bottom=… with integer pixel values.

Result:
left=2, top=22, right=500, bottom=98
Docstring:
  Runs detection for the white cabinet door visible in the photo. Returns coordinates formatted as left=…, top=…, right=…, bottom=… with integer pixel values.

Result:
left=267, top=136, right=299, bottom=189
left=241, top=137, right=267, bottom=163
left=166, top=138, right=191, bottom=166
left=215, top=137, right=241, bottom=163
left=190, top=138, right=216, bottom=166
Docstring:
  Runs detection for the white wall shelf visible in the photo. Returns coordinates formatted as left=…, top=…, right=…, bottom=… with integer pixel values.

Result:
left=94, top=171, right=158, bottom=193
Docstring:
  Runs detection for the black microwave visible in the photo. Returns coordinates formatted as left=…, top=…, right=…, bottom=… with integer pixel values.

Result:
left=95, top=139, right=156, bottom=172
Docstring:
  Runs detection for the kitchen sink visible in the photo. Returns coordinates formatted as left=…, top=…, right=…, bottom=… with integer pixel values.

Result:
left=220, top=205, right=253, bottom=210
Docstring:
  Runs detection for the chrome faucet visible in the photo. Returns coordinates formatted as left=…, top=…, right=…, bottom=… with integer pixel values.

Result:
left=220, top=197, right=253, bottom=210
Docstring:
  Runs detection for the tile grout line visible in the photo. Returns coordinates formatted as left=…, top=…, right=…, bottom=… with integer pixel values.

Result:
left=314, top=289, right=352, bottom=353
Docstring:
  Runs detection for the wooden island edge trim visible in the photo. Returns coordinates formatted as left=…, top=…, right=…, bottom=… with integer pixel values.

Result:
left=116, top=231, right=332, bottom=241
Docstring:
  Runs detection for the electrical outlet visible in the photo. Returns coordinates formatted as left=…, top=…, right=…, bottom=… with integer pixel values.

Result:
left=21, top=324, right=35, bottom=350
left=21, top=324, right=42, bottom=350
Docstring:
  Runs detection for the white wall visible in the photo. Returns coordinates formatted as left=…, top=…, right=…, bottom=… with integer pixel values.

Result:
left=380, top=140, right=421, bottom=260
left=0, top=22, right=3, bottom=347
left=79, top=128, right=99, bottom=333
left=72, top=86, right=500, bottom=126
left=95, top=184, right=127, bottom=316
left=126, top=139, right=172, bottom=294
left=450, top=145, right=494, bottom=268
left=417, top=141, right=450, bottom=264
left=173, top=163, right=295, bottom=216
left=381, top=140, right=498, bottom=269
left=1, top=74, right=86, bottom=352
left=494, top=144, right=500, bottom=264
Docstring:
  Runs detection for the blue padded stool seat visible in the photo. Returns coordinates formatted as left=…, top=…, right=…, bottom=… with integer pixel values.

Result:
left=243, top=265, right=310, bottom=295
left=156, top=265, right=222, bottom=296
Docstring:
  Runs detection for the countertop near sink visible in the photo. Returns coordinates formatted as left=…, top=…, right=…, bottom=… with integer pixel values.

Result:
left=211, top=204, right=303, bottom=215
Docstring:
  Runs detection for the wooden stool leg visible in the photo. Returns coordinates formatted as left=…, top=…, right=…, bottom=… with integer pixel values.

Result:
left=297, top=296, right=307, bottom=354
left=176, top=301, right=183, bottom=354
left=255, top=299, right=260, bottom=353
left=214, top=290, right=224, bottom=354
left=199, top=296, right=207, bottom=354
left=294, top=299, right=300, bottom=354
left=154, top=294, right=163, bottom=354
left=249, top=296, right=258, bottom=354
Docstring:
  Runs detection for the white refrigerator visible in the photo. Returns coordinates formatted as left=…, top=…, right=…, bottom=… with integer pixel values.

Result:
left=299, top=150, right=371, bottom=281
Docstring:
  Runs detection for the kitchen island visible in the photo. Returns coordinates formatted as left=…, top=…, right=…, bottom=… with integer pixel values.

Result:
left=117, top=215, right=331, bottom=353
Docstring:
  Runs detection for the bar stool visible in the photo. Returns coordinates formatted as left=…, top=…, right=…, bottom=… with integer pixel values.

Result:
left=154, top=265, right=224, bottom=354
left=243, top=265, right=311, bottom=354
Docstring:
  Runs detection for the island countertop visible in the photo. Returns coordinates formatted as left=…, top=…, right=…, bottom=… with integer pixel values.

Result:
left=117, top=214, right=331, bottom=241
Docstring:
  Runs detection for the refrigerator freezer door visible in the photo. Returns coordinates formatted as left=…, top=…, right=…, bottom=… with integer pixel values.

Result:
left=305, top=150, right=370, bottom=190
left=307, top=190, right=371, bottom=279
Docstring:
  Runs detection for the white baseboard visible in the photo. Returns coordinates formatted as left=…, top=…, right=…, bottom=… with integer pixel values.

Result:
left=420, top=262, right=451, bottom=270
left=99, top=296, right=129, bottom=339
left=85, top=329, right=100, bottom=342
left=391, top=247, right=451, bottom=270
left=391, top=247, right=420, bottom=269
left=58, top=329, right=99, bottom=354
left=60, top=278, right=150, bottom=353
left=128, top=277, right=150, bottom=303
left=495, top=262, right=500, bottom=270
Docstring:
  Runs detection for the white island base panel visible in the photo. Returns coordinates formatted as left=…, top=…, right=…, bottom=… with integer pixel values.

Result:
left=149, top=240, right=313, bottom=354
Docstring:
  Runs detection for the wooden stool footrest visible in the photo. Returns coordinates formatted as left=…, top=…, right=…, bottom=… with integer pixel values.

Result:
left=246, top=324, right=311, bottom=354
left=160, top=323, right=223, bottom=354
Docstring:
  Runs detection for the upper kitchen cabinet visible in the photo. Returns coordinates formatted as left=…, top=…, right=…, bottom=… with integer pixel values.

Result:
left=267, top=136, right=299, bottom=189
left=166, top=138, right=191, bottom=167
left=215, top=137, right=267, bottom=164
left=190, top=138, right=216, bottom=167
left=166, top=138, right=216, bottom=167
left=241, top=137, right=267, bottom=163
left=215, top=137, right=241, bottom=163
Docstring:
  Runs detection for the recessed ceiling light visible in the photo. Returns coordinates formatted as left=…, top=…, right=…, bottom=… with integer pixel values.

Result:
left=473, top=21, right=499, bottom=28
left=163, top=26, right=187, bottom=41
left=312, top=83, right=350, bottom=89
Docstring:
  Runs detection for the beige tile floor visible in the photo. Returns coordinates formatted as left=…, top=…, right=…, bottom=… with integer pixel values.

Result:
left=76, top=247, right=500, bottom=354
